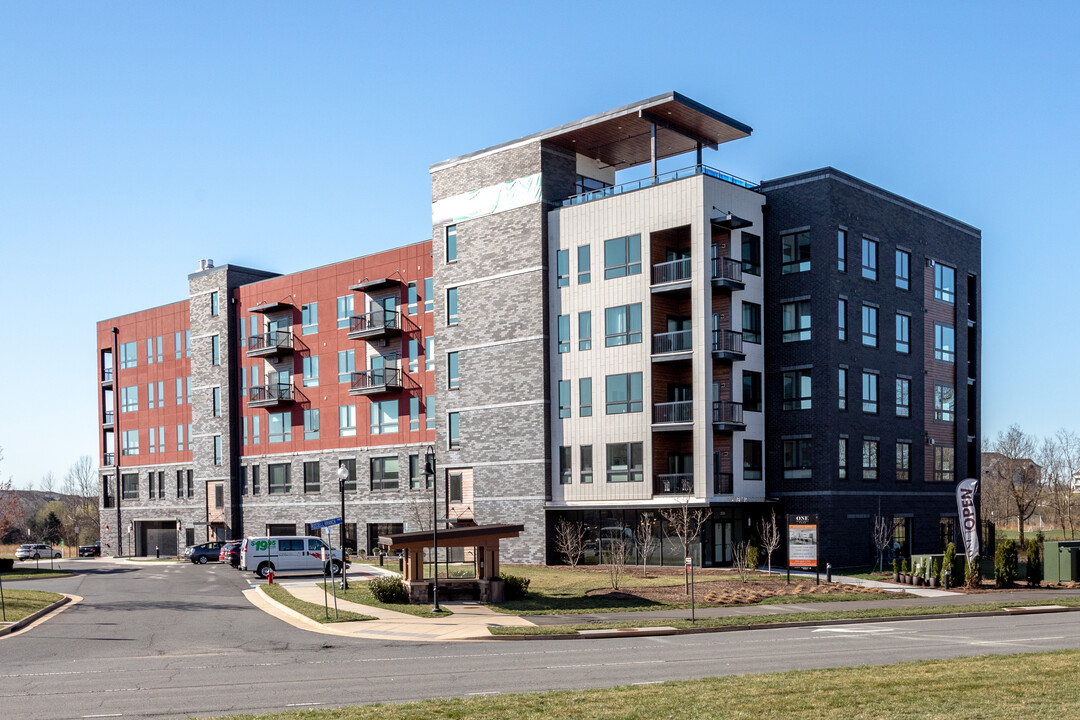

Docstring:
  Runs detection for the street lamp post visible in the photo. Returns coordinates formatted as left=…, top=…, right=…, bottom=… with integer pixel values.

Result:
left=424, top=445, right=440, bottom=613
left=336, top=463, right=350, bottom=590
left=112, top=326, right=122, bottom=557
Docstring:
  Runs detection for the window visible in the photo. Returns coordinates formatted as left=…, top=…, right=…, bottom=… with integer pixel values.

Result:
left=447, top=351, right=459, bottom=389
left=897, top=442, right=911, bottom=481
left=782, top=301, right=811, bottom=342
left=268, top=463, right=290, bottom=494
left=268, top=412, right=291, bottom=443
left=424, top=278, right=434, bottom=312
left=557, top=379, right=571, bottom=419
left=445, top=224, right=457, bottom=262
left=301, top=302, right=318, bottom=334
left=862, top=305, right=878, bottom=347
left=578, top=311, right=592, bottom=351
left=604, top=304, right=642, bottom=346
left=177, top=424, right=184, bottom=452
left=146, top=382, right=155, bottom=410
left=448, top=471, right=463, bottom=503
left=120, top=386, right=138, bottom=413
left=934, top=446, right=955, bottom=482
left=303, top=355, right=319, bottom=387
left=339, top=458, right=356, bottom=492
left=304, top=408, right=320, bottom=440
left=207, top=290, right=218, bottom=316
left=338, top=349, right=355, bottom=383
left=370, top=457, right=399, bottom=491
left=783, top=439, right=812, bottom=479
left=213, top=435, right=222, bottom=465
left=606, top=442, right=643, bottom=482
left=211, top=335, right=220, bottom=365
left=603, top=234, right=641, bottom=279
left=577, top=245, right=591, bottom=284
left=934, top=323, right=955, bottom=362
left=147, top=338, right=154, bottom=365
left=744, top=439, right=763, bottom=480
left=336, top=295, right=354, bottom=329
left=558, top=314, right=570, bottom=353
left=174, top=377, right=183, bottom=406
left=862, top=372, right=878, bottom=413
left=121, top=473, right=139, bottom=499
left=837, top=229, right=847, bottom=272
left=935, top=384, right=956, bottom=422
left=156, top=336, right=163, bottom=363
left=739, top=232, right=760, bottom=276
left=839, top=368, right=847, bottom=410
left=212, top=387, right=221, bottom=417
left=186, top=376, right=192, bottom=404
left=556, top=249, right=569, bottom=287
left=184, top=330, right=190, bottom=357
left=896, top=378, right=911, bottom=417
left=242, top=417, right=248, bottom=445
left=896, top=250, right=910, bottom=290
left=339, top=404, right=356, bottom=437
left=251, top=416, right=259, bottom=445
left=405, top=396, right=417, bottom=431
left=838, top=298, right=847, bottom=341
left=148, top=427, right=156, bottom=455
left=175, top=331, right=182, bottom=359
left=579, top=378, right=592, bottom=417
left=304, top=461, right=320, bottom=493
left=188, top=422, right=194, bottom=450
left=605, top=373, right=643, bottom=414
left=250, top=466, right=259, bottom=495
left=157, top=380, right=164, bottom=408
left=448, top=412, right=460, bottom=449
left=119, top=341, right=137, bottom=369
left=742, top=371, right=762, bottom=412
left=934, top=263, right=956, bottom=303
left=408, top=339, right=418, bottom=373
left=781, top=231, right=811, bottom=273
left=425, top=337, right=434, bottom=371
left=896, top=313, right=910, bottom=354
left=863, top=440, right=879, bottom=480
left=782, top=370, right=812, bottom=410
left=409, top=454, right=421, bottom=489
left=446, top=287, right=459, bottom=325
left=559, top=447, right=572, bottom=485
left=179, top=469, right=186, bottom=497
left=861, top=238, right=878, bottom=280
left=580, top=445, right=593, bottom=483
left=742, top=302, right=761, bottom=343
left=426, top=395, right=435, bottom=430
left=407, top=282, right=418, bottom=315
left=371, top=399, right=398, bottom=435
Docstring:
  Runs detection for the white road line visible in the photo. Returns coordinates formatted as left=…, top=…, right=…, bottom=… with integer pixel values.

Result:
left=80, top=714, right=123, bottom=718
left=286, top=702, right=325, bottom=707
left=467, top=691, right=500, bottom=696
left=545, top=660, right=655, bottom=669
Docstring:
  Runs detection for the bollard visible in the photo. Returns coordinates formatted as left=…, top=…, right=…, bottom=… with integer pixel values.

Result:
left=155, top=546, right=160, bottom=559
left=826, top=563, right=832, bottom=583
left=944, top=569, right=950, bottom=590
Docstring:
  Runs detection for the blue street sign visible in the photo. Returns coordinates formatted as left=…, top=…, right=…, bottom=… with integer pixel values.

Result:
left=310, top=517, right=343, bottom=530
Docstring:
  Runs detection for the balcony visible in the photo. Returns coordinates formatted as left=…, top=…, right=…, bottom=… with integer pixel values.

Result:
left=349, top=367, right=404, bottom=396
left=712, top=329, right=745, bottom=361
left=713, top=472, right=733, bottom=495
left=101, top=368, right=113, bottom=387
left=347, top=309, right=402, bottom=340
left=561, top=164, right=758, bottom=208
left=712, top=401, right=745, bottom=431
left=652, top=400, right=693, bottom=430
left=103, top=452, right=115, bottom=466
left=247, top=331, right=294, bottom=358
left=249, top=383, right=295, bottom=408
left=651, top=329, right=693, bottom=362
left=711, top=256, right=745, bottom=290
left=651, top=257, right=692, bottom=293
left=103, top=410, right=114, bottom=428
left=654, top=473, right=694, bottom=495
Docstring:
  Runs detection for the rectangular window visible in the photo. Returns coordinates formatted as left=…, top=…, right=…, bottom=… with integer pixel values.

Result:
left=211, top=335, right=220, bottom=365
left=424, top=278, right=434, bottom=312
left=863, top=440, right=879, bottom=480
left=175, top=331, right=182, bottom=359
left=934, top=263, right=956, bottom=303
left=121, top=385, right=138, bottom=413
left=251, top=416, right=259, bottom=446
left=935, top=384, right=956, bottom=422
left=242, top=417, right=248, bottom=445
left=448, top=411, right=460, bottom=449
left=156, top=336, right=163, bottom=363
left=147, top=337, right=154, bottom=365
left=839, top=438, right=848, bottom=480
left=250, top=466, right=259, bottom=495
left=578, top=311, right=592, bottom=351
left=410, top=396, right=419, bottom=431
left=426, top=395, right=435, bottom=430
left=425, top=337, right=435, bottom=371
left=184, top=330, right=190, bottom=357
left=604, top=304, right=642, bottom=346
left=782, top=370, right=812, bottom=410
left=448, top=351, right=460, bottom=389
left=339, top=459, right=356, bottom=492
left=862, top=372, right=878, bottom=414
left=897, top=442, right=912, bottom=481
left=186, top=376, right=192, bottom=404
left=339, top=404, right=356, bottom=437
left=268, top=412, right=291, bottom=443
left=209, top=291, right=219, bottom=316
left=177, top=424, right=184, bottom=452
left=146, top=382, right=155, bottom=410
left=838, top=298, right=847, bottom=341
left=179, top=469, right=187, bottom=497
left=577, top=245, right=591, bottom=284
left=605, top=372, right=643, bottom=414
left=336, top=295, right=354, bottom=329
left=448, top=472, right=463, bottom=503
left=862, top=305, right=878, bottom=347
left=409, top=339, right=419, bottom=373
left=301, top=302, right=318, bottom=334
left=579, top=377, right=592, bottom=417
left=556, top=249, right=569, bottom=287
left=445, top=224, right=457, bottom=262
left=742, top=302, right=761, bottom=343
left=744, top=439, right=763, bottom=480
left=212, top=387, right=221, bottom=417
left=742, top=371, right=762, bottom=412
left=896, top=378, right=911, bottom=417
left=861, top=238, right=878, bottom=280
left=304, top=461, right=320, bottom=493
left=188, top=422, right=194, bottom=450
left=896, top=250, right=910, bottom=290
left=338, top=349, right=355, bottom=383
left=446, top=287, right=459, bottom=325
left=559, top=446, right=572, bottom=485
left=121, top=473, right=138, bottom=499
left=407, top=282, right=418, bottom=315
left=303, top=355, right=319, bottom=387
left=839, top=367, right=847, bottom=410
left=119, top=341, right=137, bottom=369
left=837, top=229, right=847, bottom=272
left=304, top=408, right=320, bottom=440
left=934, top=446, right=956, bottom=482
left=896, top=313, right=910, bottom=354
left=781, top=230, right=811, bottom=274
left=148, top=427, right=156, bottom=455
left=741, top=232, right=761, bottom=275
left=603, top=234, right=642, bottom=279
left=934, top=323, right=955, bottom=362
left=213, top=435, right=222, bottom=465
left=580, top=445, right=593, bottom=483
left=558, top=380, right=571, bottom=419
left=558, top=314, right=570, bottom=353
left=157, top=380, right=164, bottom=408
left=606, top=442, right=644, bottom=482
left=268, top=463, right=290, bottom=494
left=370, top=457, right=400, bottom=491
left=782, top=300, right=811, bottom=342
left=783, top=439, right=812, bottom=479
left=371, top=399, right=398, bottom=435
left=409, top=454, right=421, bottom=489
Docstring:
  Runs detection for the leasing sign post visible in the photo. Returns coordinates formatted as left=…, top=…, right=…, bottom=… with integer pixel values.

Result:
left=787, top=514, right=819, bottom=582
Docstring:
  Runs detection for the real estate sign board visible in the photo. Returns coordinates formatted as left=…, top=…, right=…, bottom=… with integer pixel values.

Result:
left=787, top=514, right=819, bottom=569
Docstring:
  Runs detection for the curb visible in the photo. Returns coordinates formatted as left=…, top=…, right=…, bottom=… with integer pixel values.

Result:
left=245, top=586, right=368, bottom=636
left=0, top=595, right=73, bottom=638
left=0, top=573, right=76, bottom=581
left=487, top=605, right=1080, bottom=641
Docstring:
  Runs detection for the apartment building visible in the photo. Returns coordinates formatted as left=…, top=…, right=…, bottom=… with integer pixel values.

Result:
left=96, top=92, right=980, bottom=567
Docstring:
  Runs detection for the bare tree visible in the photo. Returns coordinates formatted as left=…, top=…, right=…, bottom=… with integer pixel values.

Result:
left=606, top=534, right=630, bottom=590
left=731, top=541, right=751, bottom=582
left=660, top=495, right=712, bottom=593
left=986, top=426, right=1043, bottom=547
left=758, top=509, right=781, bottom=575
left=553, top=517, right=588, bottom=568
left=403, top=489, right=433, bottom=533
left=0, top=446, right=22, bottom=542
left=635, top=513, right=659, bottom=578
left=1041, top=430, right=1080, bottom=540
left=40, top=471, right=57, bottom=494
left=62, top=456, right=99, bottom=544
left=872, top=513, right=893, bottom=572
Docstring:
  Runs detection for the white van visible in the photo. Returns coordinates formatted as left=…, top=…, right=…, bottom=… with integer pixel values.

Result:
left=240, top=536, right=348, bottom=578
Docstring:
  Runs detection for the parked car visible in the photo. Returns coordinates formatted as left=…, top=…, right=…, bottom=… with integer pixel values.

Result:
left=79, top=541, right=102, bottom=557
left=15, top=543, right=63, bottom=561
left=218, top=541, right=242, bottom=568
left=184, top=541, right=225, bottom=564
left=240, top=536, right=348, bottom=578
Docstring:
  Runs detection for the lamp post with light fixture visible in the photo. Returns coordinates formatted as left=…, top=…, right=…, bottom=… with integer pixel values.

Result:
left=423, top=445, right=440, bottom=612
left=337, top=463, right=350, bottom=590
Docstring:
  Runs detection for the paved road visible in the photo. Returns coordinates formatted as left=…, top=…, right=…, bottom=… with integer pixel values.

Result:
left=3, top=560, right=1080, bottom=719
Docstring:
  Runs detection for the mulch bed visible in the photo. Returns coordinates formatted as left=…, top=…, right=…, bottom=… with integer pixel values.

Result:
left=583, top=572, right=892, bottom=606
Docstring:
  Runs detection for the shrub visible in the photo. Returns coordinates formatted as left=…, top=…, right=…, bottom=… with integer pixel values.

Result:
left=932, top=558, right=942, bottom=584
left=746, top=541, right=760, bottom=570
left=1026, top=535, right=1043, bottom=586
left=941, top=543, right=956, bottom=585
left=501, top=573, right=531, bottom=600
left=901, top=558, right=909, bottom=574
left=965, top=554, right=980, bottom=588
left=995, top=540, right=1018, bottom=588
left=892, top=558, right=899, bottom=574
left=368, top=575, right=409, bottom=604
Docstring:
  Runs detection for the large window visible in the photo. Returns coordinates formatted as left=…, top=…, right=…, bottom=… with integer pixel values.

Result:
left=556, top=249, right=569, bottom=287
left=862, top=440, right=879, bottom=480
left=121, top=429, right=139, bottom=456
left=741, top=233, right=761, bottom=275
left=304, top=408, right=320, bottom=440
left=782, top=370, right=812, bottom=410
left=445, top=224, right=457, bottom=262
left=119, top=341, right=137, bottom=369
left=605, top=373, right=643, bottom=414
left=447, top=352, right=460, bottom=389
left=896, top=313, right=910, bottom=354
left=446, top=287, right=459, bottom=325
left=838, top=368, right=847, bottom=411
left=896, top=378, right=911, bottom=418
left=862, top=371, right=878, bottom=414
left=742, top=302, right=761, bottom=343
left=338, top=349, right=354, bottom=383
left=896, top=250, right=910, bottom=290
left=742, top=371, right=762, bottom=412
left=604, top=304, right=642, bottom=347
left=783, top=439, right=812, bottom=479
left=934, top=263, right=956, bottom=303
left=744, top=439, right=763, bottom=480
left=782, top=301, right=811, bottom=342
left=578, top=245, right=591, bottom=284
left=781, top=231, right=810, bottom=274
left=579, top=378, right=592, bottom=417
left=337, top=295, right=354, bottom=329
left=121, top=385, right=138, bottom=413
left=370, top=457, right=399, bottom=491
left=339, top=404, right=356, bottom=437
left=897, top=442, right=911, bottom=481
left=122, top=473, right=139, bottom=499
left=838, top=298, right=847, bottom=341
left=304, top=461, right=320, bottom=493
left=559, top=447, right=572, bottom=485
left=861, top=237, right=878, bottom=280
left=268, top=412, right=291, bottom=443
left=935, top=384, right=956, bottom=422
left=558, top=315, right=570, bottom=353
left=371, top=400, right=399, bottom=435
left=558, top=380, right=571, bottom=419
left=934, top=323, right=955, bottom=363
left=603, top=234, right=642, bottom=279
left=301, top=302, right=318, bottom=334
left=578, top=312, right=591, bottom=351
left=837, top=229, right=847, bottom=272
left=862, top=304, right=878, bottom=347
left=606, top=442, right=643, bottom=483
left=268, top=463, right=291, bottom=494
left=934, top=446, right=955, bottom=482
left=301, top=355, right=319, bottom=387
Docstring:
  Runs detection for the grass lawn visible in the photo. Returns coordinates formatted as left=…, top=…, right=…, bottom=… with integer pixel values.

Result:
left=997, top=528, right=1076, bottom=542
left=204, top=650, right=1080, bottom=719
left=0, top=588, right=65, bottom=623
left=318, top=582, right=451, bottom=618
left=260, top=584, right=372, bottom=623
left=0, top=567, right=74, bottom=579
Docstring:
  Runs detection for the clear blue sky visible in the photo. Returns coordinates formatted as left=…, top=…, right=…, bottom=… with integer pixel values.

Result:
left=1, top=2, right=1077, bottom=488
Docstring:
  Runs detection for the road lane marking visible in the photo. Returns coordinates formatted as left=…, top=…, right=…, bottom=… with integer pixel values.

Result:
left=812, top=627, right=895, bottom=634
left=286, top=702, right=325, bottom=707
left=81, top=714, right=123, bottom=718
left=545, top=660, right=655, bottom=669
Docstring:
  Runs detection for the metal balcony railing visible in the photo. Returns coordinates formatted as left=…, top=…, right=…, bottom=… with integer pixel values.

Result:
left=712, top=401, right=744, bottom=426
left=350, top=367, right=403, bottom=393
left=103, top=452, right=115, bottom=466
left=652, top=329, right=693, bottom=355
left=348, top=309, right=400, bottom=336
left=249, top=383, right=293, bottom=404
left=655, top=473, right=694, bottom=495
left=102, top=368, right=113, bottom=382
left=103, top=410, right=114, bottom=425
left=712, top=255, right=744, bottom=285
left=561, top=164, right=758, bottom=207
left=651, top=257, right=692, bottom=285
left=653, top=401, right=693, bottom=424
left=712, top=329, right=744, bottom=355
left=247, top=331, right=293, bottom=355
left=713, top=472, right=734, bottom=494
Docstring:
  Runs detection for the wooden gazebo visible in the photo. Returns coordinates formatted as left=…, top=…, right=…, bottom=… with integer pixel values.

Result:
left=378, top=524, right=525, bottom=603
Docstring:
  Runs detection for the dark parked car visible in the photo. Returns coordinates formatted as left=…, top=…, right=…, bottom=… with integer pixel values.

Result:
left=218, top=541, right=242, bottom=568
left=79, top=541, right=102, bottom=557
left=184, top=542, right=225, bottom=564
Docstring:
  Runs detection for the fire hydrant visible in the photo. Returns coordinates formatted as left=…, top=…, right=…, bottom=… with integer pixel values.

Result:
left=267, top=568, right=275, bottom=584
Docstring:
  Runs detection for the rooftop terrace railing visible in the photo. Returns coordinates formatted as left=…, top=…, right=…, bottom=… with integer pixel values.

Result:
left=561, top=164, right=758, bottom=207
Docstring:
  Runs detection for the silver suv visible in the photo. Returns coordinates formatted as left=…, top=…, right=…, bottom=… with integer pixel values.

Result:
left=15, top=544, right=63, bottom=560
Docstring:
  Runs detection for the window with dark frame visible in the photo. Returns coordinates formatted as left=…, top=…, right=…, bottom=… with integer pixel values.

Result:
left=742, top=371, right=762, bottom=412
left=934, top=263, right=956, bottom=303
left=606, top=442, right=643, bottom=482
left=603, top=234, right=642, bottom=279
left=370, top=457, right=400, bottom=491
left=896, top=249, right=910, bottom=290
left=304, top=461, right=320, bottom=493
left=862, top=304, right=878, bottom=347
left=558, top=315, right=570, bottom=353
left=742, top=302, right=762, bottom=343
left=605, top=372, right=643, bottom=414
left=604, top=304, right=642, bottom=347
left=559, top=447, right=572, bottom=485
left=782, top=300, right=811, bottom=342
left=838, top=438, right=848, bottom=480
left=782, top=370, right=812, bottom=410
left=580, top=445, right=593, bottom=483
left=268, top=463, right=290, bottom=494
left=558, top=380, right=571, bottom=419
left=896, top=313, right=910, bottom=354
left=838, top=368, right=847, bottom=410
left=862, top=372, right=878, bottom=414
left=861, top=238, right=878, bottom=280
left=783, top=439, right=812, bottom=479
left=896, top=378, right=911, bottom=417
left=837, top=229, right=846, bottom=272
left=934, top=446, right=955, bottom=482
left=896, top=442, right=911, bottom=481
left=935, top=323, right=955, bottom=362
left=862, top=440, right=879, bottom=480
left=577, top=245, right=591, bottom=284
left=781, top=231, right=811, bottom=274
left=556, top=249, right=569, bottom=287
left=838, top=298, right=847, bottom=341
left=741, top=233, right=760, bottom=275
left=744, top=439, right=763, bottom=480
left=935, top=384, right=956, bottom=422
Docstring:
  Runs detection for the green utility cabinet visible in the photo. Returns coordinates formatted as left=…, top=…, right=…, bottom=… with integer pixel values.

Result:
left=1044, top=541, right=1080, bottom=583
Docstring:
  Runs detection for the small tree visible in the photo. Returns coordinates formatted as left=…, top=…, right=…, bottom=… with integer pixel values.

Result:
left=634, top=513, right=659, bottom=578
left=1026, top=534, right=1044, bottom=586
left=965, top=555, right=980, bottom=589
left=872, top=513, right=893, bottom=573
left=758, top=509, right=781, bottom=575
left=941, top=542, right=957, bottom=585
left=660, top=495, right=712, bottom=593
left=995, top=539, right=1019, bottom=588
left=553, top=517, right=588, bottom=568
left=606, top=535, right=630, bottom=590
left=731, top=541, right=751, bottom=582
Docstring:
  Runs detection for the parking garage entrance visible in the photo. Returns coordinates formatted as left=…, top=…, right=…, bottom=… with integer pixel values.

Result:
left=134, top=520, right=179, bottom=557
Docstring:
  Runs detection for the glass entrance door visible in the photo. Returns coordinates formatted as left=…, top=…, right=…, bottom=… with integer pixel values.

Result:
left=713, top=519, right=734, bottom=564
